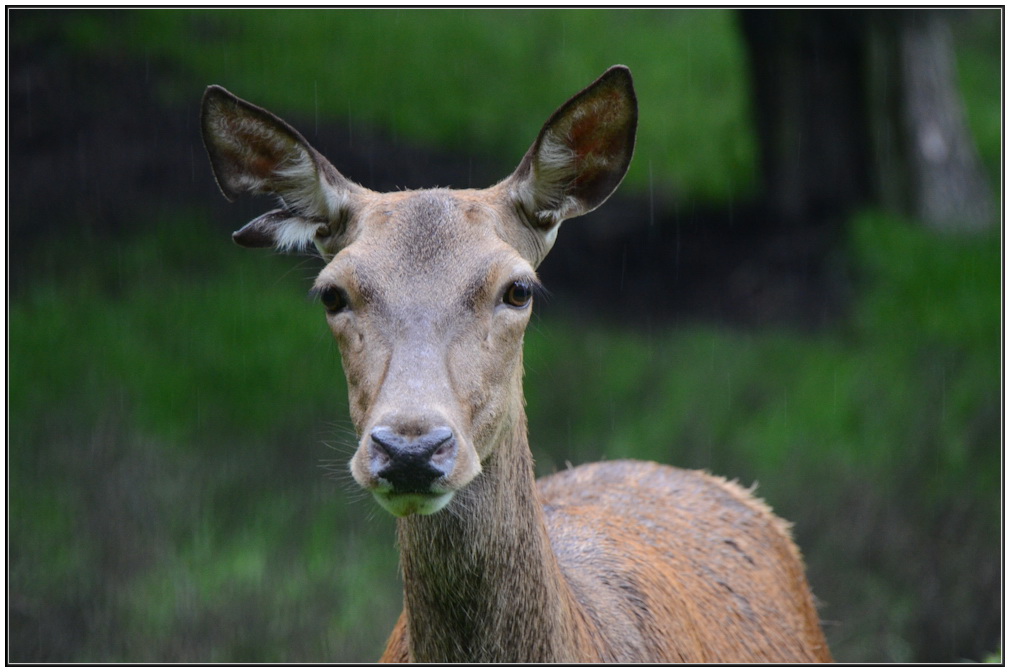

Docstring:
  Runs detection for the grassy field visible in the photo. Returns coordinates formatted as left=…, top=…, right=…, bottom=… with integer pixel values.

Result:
left=9, top=8, right=1002, bottom=663
left=10, top=207, right=1000, bottom=661
left=32, top=8, right=756, bottom=204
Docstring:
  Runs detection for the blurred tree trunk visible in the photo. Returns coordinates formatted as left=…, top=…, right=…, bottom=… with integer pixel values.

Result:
left=738, top=11, right=871, bottom=227
left=885, top=11, right=995, bottom=231
left=739, top=9, right=994, bottom=232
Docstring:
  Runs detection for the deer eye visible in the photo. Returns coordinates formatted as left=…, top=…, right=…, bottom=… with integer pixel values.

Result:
left=503, top=280, right=534, bottom=309
left=319, top=286, right=348, bottom=314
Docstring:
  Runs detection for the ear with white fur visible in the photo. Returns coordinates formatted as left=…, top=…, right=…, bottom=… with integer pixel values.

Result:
left=506, top=65, right=637, bottom=263
left=201, top=85, right=361, bottom=257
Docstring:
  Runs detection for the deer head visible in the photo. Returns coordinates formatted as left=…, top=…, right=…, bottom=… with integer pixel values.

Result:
left=202, top=66, right=637, bottom=517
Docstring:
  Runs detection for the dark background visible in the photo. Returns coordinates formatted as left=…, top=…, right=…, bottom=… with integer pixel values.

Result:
left=8, top=8, right=1002, bottom=663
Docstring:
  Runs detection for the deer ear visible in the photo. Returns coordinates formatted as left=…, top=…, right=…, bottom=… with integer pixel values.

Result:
left=507, top=66, right=637, bottom=253
left=201, top=85, right=360, bottom=256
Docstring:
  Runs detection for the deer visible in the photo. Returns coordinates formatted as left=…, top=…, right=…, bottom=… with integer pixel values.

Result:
left=201, top=65, right=832, bottom=664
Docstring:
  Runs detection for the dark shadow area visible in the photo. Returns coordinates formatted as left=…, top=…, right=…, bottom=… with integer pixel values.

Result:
left=8, top=10, right=1000, bottom=664
left=8, top=20, right=848, bottom=331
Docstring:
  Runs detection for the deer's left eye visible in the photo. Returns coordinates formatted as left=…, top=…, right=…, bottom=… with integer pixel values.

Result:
left=503, top=280, right=534, bottom=309
left=319, top=286, right=349, bottom=313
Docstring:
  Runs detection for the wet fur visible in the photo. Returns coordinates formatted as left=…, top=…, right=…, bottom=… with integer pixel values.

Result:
left=203, top=66, right=832, bottom=664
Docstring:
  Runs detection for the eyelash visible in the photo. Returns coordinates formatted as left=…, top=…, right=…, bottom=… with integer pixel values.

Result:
left=317, top=286, right=348, bottom=313
left=315, top=278, right=539, bottom=313
left=502, top=280, right=536, bottom=309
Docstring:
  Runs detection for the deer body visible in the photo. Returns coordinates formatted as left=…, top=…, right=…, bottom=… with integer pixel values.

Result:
left=380, top=456, right=829, bottom=663
left=202, top=66, right=832, bottom=663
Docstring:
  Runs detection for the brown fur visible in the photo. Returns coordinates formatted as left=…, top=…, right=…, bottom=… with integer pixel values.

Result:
left=376, top=426, right=831, bottom=663
left=202, top=66, right=832, bottom=664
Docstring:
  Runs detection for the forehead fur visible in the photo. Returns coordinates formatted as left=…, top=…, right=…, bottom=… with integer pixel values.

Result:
left=386, top=191, right=479, bottom=264
left=360, top=189, right=529, bottom=267
left=316, top=188, right=535, bottom=297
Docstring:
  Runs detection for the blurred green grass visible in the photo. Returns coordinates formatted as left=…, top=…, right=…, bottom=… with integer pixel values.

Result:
left=10, top=208, right=999, bottom=661
left=529, top=211, right=1000, bottom=498
left=21, top=8, right=1000, bottom=202
left=952, top=13, right=1003, bottom=190
left=9, top=7, right=1001, bottom=663
left=9, top=215, right=400, bottom=662
left=36, top=8, right=756, bottom=203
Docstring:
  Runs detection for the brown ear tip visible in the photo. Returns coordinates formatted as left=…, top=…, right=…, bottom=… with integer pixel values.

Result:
left=602, top=65, right=633, bottom=84
left=201, top=86, right=231, bottom=130
left=232, top=225, right=275, bottom=248
left=601, top=66, right=635, bottom=100
left=202, top=85, right=245, bottom=118
left=203, top=84, right=232, bottom=101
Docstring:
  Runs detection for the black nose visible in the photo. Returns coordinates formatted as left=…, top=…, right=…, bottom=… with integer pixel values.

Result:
left=369, top=426, right=456, bottom=493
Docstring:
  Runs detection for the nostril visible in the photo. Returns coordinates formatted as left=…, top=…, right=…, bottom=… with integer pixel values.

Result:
left=369, top=426, right=457, bottom=493
left=429, top=433, right=455, bottom=469
left=432, top=436, right=453, bottom=458
left=369, top=435, right=392, bottom=470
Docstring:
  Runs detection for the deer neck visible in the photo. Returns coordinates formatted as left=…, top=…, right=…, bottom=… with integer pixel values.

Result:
left=395, top=408, right=593, bottom=663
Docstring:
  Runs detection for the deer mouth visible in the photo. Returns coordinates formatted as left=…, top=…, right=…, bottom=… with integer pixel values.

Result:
left=371, top=489, right=455, bottom=517
left=350, top=422, right=472, bottom=516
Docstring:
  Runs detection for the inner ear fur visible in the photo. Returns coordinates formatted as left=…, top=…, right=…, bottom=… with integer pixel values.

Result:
left=201, top=85, right=358, bottom=254
left=510, top=65, right=638, bottom=231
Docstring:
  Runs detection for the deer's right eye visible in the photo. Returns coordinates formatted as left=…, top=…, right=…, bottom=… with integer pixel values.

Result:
left=319, top=286, right=348, bottom=313
left=502, top=279, right=537, bottom=310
